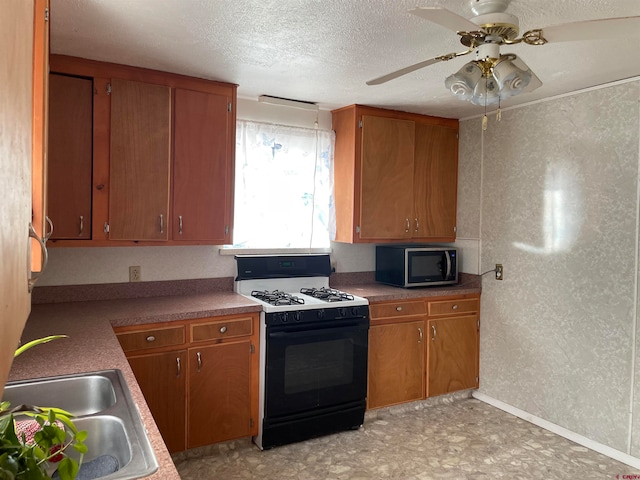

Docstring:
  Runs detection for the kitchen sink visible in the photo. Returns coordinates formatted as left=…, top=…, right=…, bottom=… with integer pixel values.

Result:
left=3, top=373, right=117, bottom=416
left=3, top=370, right=158, bottom=480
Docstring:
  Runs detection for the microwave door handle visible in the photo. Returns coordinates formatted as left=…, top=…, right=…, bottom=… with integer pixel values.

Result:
left=445, top=251, right=452, bottom=279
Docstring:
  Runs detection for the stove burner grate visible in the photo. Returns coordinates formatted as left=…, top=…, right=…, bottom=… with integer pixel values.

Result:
left=251, top=290, right=305, bottom=306
left=300, top=287, right=355, bottom=303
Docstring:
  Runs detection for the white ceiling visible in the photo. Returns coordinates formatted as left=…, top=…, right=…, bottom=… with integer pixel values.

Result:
left=50, top=0, right=640, bottom=119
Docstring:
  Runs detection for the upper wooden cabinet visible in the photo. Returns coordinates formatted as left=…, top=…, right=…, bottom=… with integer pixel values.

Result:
left=332, top=105, right=459, bottom=243
left=47, top=73, right=93, bottom=239
left=47, top=55, right=237, bottom=247
left=173, top=88, right=233, bottom=243
left=109, top=79, right=171, bottom=241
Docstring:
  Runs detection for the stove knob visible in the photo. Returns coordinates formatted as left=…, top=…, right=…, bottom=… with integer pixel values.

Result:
left=317, top=309, right=325, bottom=320
left=339, top=307, right=347, bottom=318
left=293, top=311, right=302, bottom=322
left=280, top=312, right=288, bottom=323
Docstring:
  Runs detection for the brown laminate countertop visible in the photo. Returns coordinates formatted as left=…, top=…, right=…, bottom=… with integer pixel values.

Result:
left=8, top=280, right=480, bottom=479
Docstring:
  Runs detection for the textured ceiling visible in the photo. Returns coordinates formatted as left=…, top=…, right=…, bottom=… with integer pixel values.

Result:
left=50, top=0, right=640, bottom=119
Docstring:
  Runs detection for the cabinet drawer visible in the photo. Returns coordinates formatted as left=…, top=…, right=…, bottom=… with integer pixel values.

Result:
left=191, top=316, right=253, bottom=343
left=117, top=326, right=185, bottom=352
left=370, top=301, right=426, bottom=319
left=428, top=298, right=479, bottom=316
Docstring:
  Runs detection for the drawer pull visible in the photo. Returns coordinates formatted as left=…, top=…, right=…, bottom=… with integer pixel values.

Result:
left=146, top=335, right=156, bottom=342
left=418, top=327, right=423, bottom=342
left=452, top=304, right=458, bottom=310
left=220, top=326, right=227, bottom=334
left=431, top=325, right=437, bottom=340
left=176, top=357, right=181, bottom=377
left=396, top=306, right=402, bottom=312
left=196, top=351, right=202, bottom=372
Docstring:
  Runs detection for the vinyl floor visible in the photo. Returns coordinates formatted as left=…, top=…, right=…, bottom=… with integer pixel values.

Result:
left=173, top=396, right=638, bottom=479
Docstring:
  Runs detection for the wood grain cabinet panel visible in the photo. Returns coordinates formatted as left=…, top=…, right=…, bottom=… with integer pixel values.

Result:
left=117, top=325, right=185, bottom=353
left=127, top=351, right=187, bottom=453
left=427, top=298, right=480, bottom=317
left=368, top=321, right=425, bottom=409
left=191, top=316, right=253, bottom=342
left=427, top=315, right=479, bottom=397
left=116, top=312, right=258, bottom=453
left=187, top=341, right=252, bottom=448
left=47, top=73, right=93, bottom=239
left=173, top=88, right=233, bottom=243
left=331, top=105, right=459, bottom=243
left=109, top=78, right=171, bottom=241
left=360, top=115, right=415, bottom=240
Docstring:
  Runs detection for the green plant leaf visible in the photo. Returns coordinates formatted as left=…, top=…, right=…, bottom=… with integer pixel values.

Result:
left=55, top=457, right=78, bottom=480
left=14, top=336, right=68, bottom=358
left=71, top=443, right=87, bottom=455
left=73, top=431, right=87, bottom=443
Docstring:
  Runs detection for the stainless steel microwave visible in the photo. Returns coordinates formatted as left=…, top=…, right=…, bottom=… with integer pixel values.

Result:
left=375, top=245, right=458, bottom=288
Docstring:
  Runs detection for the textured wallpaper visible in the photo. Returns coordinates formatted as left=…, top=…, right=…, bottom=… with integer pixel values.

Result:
left=462, top=81, right=640, bottom=454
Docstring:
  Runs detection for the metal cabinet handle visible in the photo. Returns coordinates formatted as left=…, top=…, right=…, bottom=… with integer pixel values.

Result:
left=44, top=216, right=54, bottom=241
left=178, top=215, right=183, bottom=235
left=146, top=335, right=155, bottom=342
left=220, top=326, right=227, bottom=334
left=431, top=325, right=436, bottom=340
left=159, top=214, right=164, bottom=233
left=176, top=357, right=181, bottom=377
left=405, top=218, right=410, bottom=233
left=418, top=327, right=423, bottom=342
left=414, top=218, right=419, bottom=232
left=79, top=215, right=84, bottom=236
left=396, top=306, right=402, bottom=312
left=196, top=351, right=202, bottom=372
left=28, top=222, right=48, bottom=293
left=452, top=304, right=458, bottom=310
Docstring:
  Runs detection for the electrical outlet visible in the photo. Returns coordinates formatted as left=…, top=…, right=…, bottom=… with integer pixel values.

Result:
left=129, top=266, right=141, bottom=282
left=495, top=264, right=503, bottom=281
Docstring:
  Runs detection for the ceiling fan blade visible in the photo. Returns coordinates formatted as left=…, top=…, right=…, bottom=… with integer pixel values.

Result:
left=409, top=7, right=479, bottom=33
left=366, top=57, right=445, bottom=86
left=537, top=16, right=640, bottom=43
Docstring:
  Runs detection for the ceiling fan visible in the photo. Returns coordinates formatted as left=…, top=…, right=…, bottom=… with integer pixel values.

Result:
left=367, top=0, right=640, bottom=106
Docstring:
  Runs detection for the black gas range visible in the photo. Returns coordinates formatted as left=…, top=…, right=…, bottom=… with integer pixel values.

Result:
left=234, top=254, right=370, bottom=450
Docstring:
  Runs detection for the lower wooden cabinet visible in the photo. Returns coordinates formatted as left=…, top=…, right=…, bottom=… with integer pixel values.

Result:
left=367, top=294, right=480, bottom=410
left=427, top=315, right=479, bottom=397
left=115, top=313, right=259, bottom=453
left=187, top=341, right=252, bottom=448
left=368, top=321, right=425, bottom=409
left=127, top=350, right=187, bottom=453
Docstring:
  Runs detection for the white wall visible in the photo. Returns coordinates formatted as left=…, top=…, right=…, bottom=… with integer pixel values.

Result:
left=38, top=98, right=375, bottom=286
left=458, top=80, right=640, bottom=455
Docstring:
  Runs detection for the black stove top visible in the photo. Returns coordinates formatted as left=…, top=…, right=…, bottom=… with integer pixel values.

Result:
left=251, top=290, right=305, bottom=306
left=300, top=287, right=355, bottom=302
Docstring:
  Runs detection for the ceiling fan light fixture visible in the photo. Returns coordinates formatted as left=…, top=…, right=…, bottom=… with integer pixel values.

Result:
left=445, top=62, right=483, bottom=100
left=470, top=77, right=500, bottom=106
left=492, top=55, right=532, bottom=95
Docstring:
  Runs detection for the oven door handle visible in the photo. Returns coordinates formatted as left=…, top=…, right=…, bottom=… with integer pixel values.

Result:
left=268, top=322, right=369, bottom=339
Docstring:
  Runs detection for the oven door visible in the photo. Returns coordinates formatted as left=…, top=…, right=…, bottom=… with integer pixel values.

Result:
left=264, top=317, right=369, bottom=419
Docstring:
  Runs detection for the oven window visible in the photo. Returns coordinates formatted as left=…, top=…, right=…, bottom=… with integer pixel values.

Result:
left=284, top=339, right=354, bottom=394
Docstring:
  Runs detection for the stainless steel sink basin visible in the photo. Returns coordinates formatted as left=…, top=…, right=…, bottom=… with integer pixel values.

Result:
left=3, top=370, right=158, bottom=480
left=3, top=373, right=117, bottom=416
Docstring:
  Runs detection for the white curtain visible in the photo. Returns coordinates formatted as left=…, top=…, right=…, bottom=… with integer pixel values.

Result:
left=234, top=120, right=335, bottom=249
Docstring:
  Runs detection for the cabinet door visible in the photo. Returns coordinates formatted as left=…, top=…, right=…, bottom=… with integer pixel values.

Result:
left=187, top=341, right=251, bottom=448
left=360, top=115, right=415, bottom=240
left=128, top=350, right=187, bottom=453
left=47, top=74, right=93, bottom=239
left=173, top=88, right=232, bottom=242
left=109, top=78, right=171, bottom=240
left=427, top=315, right=479, bottom=397
left=368, top=321, right=425, bottom=409
left=414, top=123, right=458, bottom=240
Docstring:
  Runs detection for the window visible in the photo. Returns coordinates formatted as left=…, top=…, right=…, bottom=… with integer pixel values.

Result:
left=232, top=120, right=334, bottom=249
